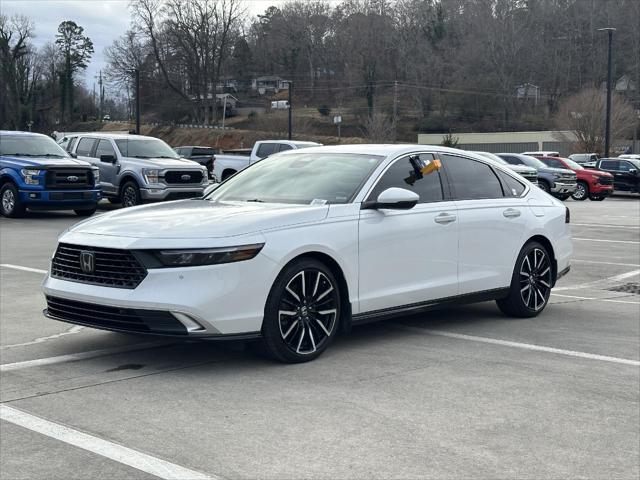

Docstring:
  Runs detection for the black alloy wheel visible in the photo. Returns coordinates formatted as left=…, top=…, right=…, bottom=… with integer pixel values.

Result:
left=121, top=181, right=141, bottom=208
left=262, top=259, right=340, bottom=363
left=538, top=181, right=551, bottom=194
left=572, top=181, right=588, bottom=201
left=497, top=242, right=553, bottom=318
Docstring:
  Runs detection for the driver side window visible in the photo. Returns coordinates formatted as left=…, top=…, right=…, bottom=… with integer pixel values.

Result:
left=368, top=154, right=444, bottom=204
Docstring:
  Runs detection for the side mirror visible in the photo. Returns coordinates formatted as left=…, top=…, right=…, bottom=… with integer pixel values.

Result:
left=69, top=152, right=77, bottom=159
left=100, top=154, right=117, bottom=163
left=362, top=187, right=419, bottom=210
left=629, top=168, right=637, bottom=175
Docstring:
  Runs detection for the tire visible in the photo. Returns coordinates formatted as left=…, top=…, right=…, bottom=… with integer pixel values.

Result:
left=262, top=258, right=341, bottom=363
left=538, top=180, right=551, bottom=194
left=496, top=241, right=553, bottom=318
left=572, top=181, right=589, bottom=201
left=74, top=207, right=97, bottom=216
left=0, top=182, right=26, bottom=218
left=589, top=195, right=606, bottom=201
left=120, top=181, right=141, bottom=208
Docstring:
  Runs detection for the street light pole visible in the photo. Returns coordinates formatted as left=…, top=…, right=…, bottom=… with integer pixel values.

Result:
left=287, top=81, right=293, bottom=140
left=598, top=27, right=616, bottom=158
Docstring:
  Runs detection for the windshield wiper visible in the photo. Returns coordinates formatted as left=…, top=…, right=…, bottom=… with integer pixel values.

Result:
left=3, top=153, right=64, bottom=157
left=154, top=156, right=179, bottom=159
left=129, top=155, right=153, bottom=158
left=245, top=199, right=264, bottom=203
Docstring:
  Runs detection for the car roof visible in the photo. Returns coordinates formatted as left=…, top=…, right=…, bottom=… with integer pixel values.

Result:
left=74, top=133, right=155, bottom=140
left=259, top=140, right=322, bottom=146
left=0, top=130, right=49, bottom=138
left=278, top=144, right=500, bottom=159
left=176, top=145, right=213, bottom=149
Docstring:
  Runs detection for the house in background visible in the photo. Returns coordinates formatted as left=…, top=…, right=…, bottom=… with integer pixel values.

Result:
left=251, top=76, right=291, bottom=95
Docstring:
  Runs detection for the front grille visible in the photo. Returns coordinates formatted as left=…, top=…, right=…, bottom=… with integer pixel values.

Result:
left=45, top=169, right=94, bottom=189
left=558, top=174, right=577, bottom=182
left=164, top=170, right=204, bottom=184
left=51, top=243, right=147, bottom=289
left=597, top=176, right=613, bottom=185
left=46, top=296, right=187, bottom=335
left=50, top=192, right=94, bottom=201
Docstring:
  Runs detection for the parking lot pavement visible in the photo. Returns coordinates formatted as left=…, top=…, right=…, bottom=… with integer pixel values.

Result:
left=1, top=196, right=638, bottom=479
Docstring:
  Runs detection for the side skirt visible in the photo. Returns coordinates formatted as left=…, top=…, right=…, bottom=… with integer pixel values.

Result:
left=351, top=288, right=510, bottom=325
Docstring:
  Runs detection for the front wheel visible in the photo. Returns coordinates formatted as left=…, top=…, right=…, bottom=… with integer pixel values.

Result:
left=496, top=242, right=553, bottom=318
left=121, top=181, right=141, bottom=208
left=262, top=259, right=341, bottom=363
left=74, top=207, right=97, bottom=216
left=571, top=181, right=589, bottom=201
left=538, top=181, right=551, bottom=194
left=0, top=183, right=26, bottom=218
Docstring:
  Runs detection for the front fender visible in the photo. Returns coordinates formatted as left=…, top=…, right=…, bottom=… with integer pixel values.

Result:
left=0, top=168, right=25, bottom=187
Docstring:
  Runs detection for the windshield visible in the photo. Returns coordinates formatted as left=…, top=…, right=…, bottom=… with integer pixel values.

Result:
left=115, top=138, right=179, bottom=159
left=564, top=158, right=583, bottom=170
left=521, top=155, right=548, bottom=169
left=207, top=152, right=384, bottom=205
left=0, top=134, right=69, bottom=157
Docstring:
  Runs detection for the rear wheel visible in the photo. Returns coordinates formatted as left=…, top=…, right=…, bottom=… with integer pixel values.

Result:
left=0, top=183, right=26, bottom=218
left=121, top=181, right=141, bottom=208
left=262, top=258, right=340, bottom=363
left=572, top=181, right=588, bottom=201
left=497, top=241, right=553, bottom=318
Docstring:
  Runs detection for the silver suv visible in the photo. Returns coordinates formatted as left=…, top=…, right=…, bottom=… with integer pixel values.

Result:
left=69, top=134, right=207, bottom=207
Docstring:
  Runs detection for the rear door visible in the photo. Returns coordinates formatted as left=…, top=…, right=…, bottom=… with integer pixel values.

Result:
left=440, top=154, right=527, bottom=295
left=74, top=137, right=97, bottom=166
left=358, top=153, right=459, bottom=312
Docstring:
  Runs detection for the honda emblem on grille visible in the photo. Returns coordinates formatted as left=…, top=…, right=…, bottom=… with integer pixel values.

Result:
left=181, top=174, right=191, bottom=181
left=67, top=175, right=79, bottom=182
left=79, top=251, right=95, bottom=274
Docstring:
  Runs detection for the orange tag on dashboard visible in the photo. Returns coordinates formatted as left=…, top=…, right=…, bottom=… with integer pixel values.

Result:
left=420, top=159, right=441, bottom=175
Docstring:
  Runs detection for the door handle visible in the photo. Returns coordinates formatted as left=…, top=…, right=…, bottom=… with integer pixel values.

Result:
left=434, top=213, right=457, bottom=224
left=503, top=208, right=521, bottom=218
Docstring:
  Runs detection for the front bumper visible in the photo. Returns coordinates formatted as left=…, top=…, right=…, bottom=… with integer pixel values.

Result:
left=19, top=188, right=101, bottom=208
left=43, top=251, right=278, bottom=336
left=551, top=181, right=577, bottom=194
left=140, top=186, right=205, bottom=201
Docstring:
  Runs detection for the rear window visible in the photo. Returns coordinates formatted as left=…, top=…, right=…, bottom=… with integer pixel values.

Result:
left=599, top=160, right=619, bottom=170
left=540, top=158, right=566, bottom=169
left=496, top=170, right=526, bottom=197
left=441, top=154, right=504, bottom=200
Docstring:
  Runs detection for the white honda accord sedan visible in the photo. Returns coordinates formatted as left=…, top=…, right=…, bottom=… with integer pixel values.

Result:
left=43, top=145, right=572, bottom=362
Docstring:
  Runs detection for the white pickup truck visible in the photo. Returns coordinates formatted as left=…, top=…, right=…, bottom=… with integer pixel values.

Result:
left=212, top=140, right=321, bottom=182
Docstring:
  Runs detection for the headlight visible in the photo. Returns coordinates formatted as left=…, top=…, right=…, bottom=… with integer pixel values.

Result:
left=142, top=168, right=160, bottom=184
left=21, top=169, right=42, bottom=185
left=150, top=243, right=265, bottom=267
left=92, top=168, right=100, bottom=185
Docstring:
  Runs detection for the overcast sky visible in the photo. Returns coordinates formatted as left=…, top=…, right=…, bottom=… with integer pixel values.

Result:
left=1, top=0, right=285, bottom=92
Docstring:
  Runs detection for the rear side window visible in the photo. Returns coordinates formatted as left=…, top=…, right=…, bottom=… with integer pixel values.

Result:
left=496, top=170, right=526, bottom=197
left=95, top=139, right=116, bottom=158
left=368, top=154, right=444, bottom=204
left=278, top=144, right=294, bottom=152
left=256, top=143, right=278, bottom=158
left=441, top=154, right=504, bottom=200
left=599, top=160, right=619, bottom=170
left=76, top=137, right=96, bottom=157
left=193, top=147, right=216, bottom=156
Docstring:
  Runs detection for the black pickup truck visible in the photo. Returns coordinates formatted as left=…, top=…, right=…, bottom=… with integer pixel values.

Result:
left=591, top=158, right=640, bottom=194
left=174, top=146, right=218, bottom=178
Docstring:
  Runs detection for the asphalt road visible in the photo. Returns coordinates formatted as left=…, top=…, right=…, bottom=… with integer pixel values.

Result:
left=1, top=195, right=639, bottom=480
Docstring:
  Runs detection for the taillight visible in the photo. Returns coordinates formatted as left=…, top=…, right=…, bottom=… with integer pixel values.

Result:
left=565, top=206, right=570, bottom=224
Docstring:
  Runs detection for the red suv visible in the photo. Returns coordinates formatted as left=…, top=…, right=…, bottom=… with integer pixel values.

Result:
left=537, top=156, right=613, bottom=201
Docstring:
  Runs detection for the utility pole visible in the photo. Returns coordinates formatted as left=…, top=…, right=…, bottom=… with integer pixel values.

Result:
left=598, top=27, right=616, bottom=158
left=97, top=70, right=104, bottom=122
left=221, top=95, right=227, bottom=129
left=135, top=69, right=141, bottom=135
left=393, top=80, right=398, bottom=120
left=287, top=81, right=293, bottom=140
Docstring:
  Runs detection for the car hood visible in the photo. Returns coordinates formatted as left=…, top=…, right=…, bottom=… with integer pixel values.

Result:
left=122, top=156, right=204, bottom=168
left=0, top=155, right=92, bottom=168
left=582, top=168, right=612, bottom=177
left=538, top=166, right=575, bottom=175
left=506, top=164, right=536, bottom=174
left=70, top=200, right=330, bottom=239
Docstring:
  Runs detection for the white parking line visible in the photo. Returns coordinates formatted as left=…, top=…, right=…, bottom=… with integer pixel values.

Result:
left=573, top=259, right=640, bottom=267
left=551, top=293, right=639, bottom=305
left=0, top=342, right=170, bottom=372
left=0, top=264, right=47, bottom=274
left=398, top=327, right=640, bottom=366
left=571, top=223, right=640, bottom=229
left=554, top=269, right=640, bottom=291
left=573, top=238, right=640, bottom=245
left=0, top=405, right=215, bottom=480
left=1, top=326, right=84, bottom=350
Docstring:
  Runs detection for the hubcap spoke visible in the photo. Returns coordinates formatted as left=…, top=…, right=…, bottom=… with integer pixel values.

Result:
left=520, top=249, right=551, bottom=311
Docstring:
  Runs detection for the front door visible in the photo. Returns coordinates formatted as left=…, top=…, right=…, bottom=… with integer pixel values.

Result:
left=92, top=139, right=119, bottom=195
left=358, top=154, right=459, bottom=313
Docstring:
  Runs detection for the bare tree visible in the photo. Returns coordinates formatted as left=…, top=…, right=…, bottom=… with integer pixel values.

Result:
left=554, top=87, right=636, bottom=153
